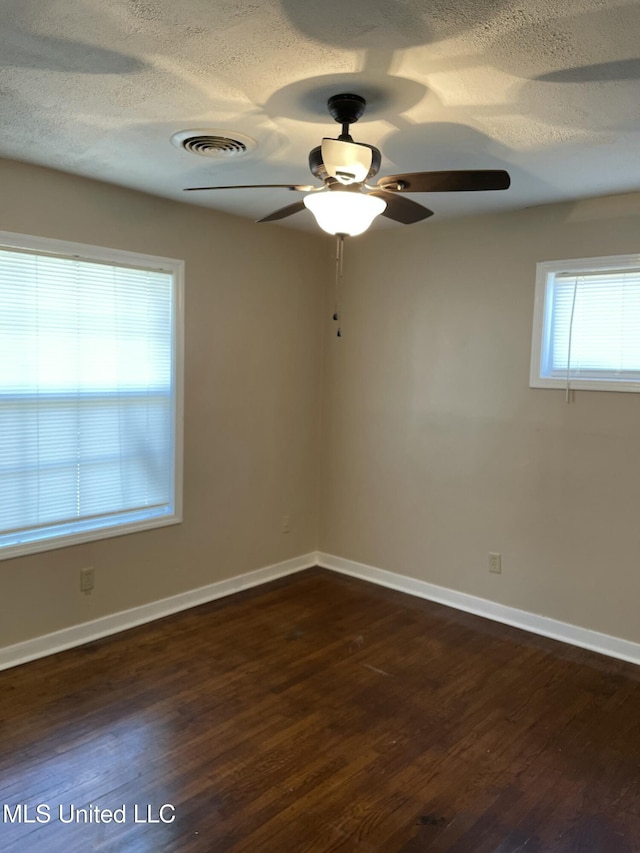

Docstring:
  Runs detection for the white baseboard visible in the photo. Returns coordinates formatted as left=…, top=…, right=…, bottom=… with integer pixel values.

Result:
left=317, top=552, right=640, bottom=667
left=0, top=552, right=317, bottom=671
left=4, top=550, right=640, bottom=672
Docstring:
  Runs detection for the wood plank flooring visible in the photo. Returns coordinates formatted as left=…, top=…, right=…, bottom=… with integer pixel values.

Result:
left=1, top=567, right=640, bottom=851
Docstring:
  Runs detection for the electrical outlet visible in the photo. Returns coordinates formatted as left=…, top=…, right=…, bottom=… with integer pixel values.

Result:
left=80, top=566, right=95, bottom=594
left=489, top=553, right=502, bottom=574
left=281, top=514, right=291, bottom=534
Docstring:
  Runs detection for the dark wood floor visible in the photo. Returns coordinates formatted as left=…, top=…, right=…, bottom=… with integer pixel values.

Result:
left=1, top=568, right=640, bottom=852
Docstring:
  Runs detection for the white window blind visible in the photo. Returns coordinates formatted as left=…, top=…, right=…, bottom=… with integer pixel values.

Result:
left=531, top=255, right=640, bottom=393
left=0, top=233, right=183, bottom=558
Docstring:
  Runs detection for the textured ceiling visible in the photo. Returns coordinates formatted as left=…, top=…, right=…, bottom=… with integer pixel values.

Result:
left=1, top=0, right=639, bottom=231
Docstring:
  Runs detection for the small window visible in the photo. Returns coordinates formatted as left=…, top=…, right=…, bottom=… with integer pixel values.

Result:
left=0, top=231, right=184, bottom=559
left=530, top=254, right=640, bottom=393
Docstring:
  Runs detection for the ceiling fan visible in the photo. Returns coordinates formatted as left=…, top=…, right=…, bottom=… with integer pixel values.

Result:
left=184, top=93, right=511, bottom=236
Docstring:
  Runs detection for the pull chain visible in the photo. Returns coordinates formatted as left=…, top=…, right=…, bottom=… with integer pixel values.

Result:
left=334, top=234, right=345, bottom=337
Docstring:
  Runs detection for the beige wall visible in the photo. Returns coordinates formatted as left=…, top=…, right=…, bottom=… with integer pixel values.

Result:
left=320, top=194, right=640, bottom=644
left=0, top=158, right=327, bottom=647
left=3, top=158, right=640, bottom=653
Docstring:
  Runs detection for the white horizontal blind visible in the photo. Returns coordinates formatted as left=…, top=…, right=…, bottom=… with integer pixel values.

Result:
left=544, top=269, right=640, bottom=380
left=0, top=245, right=176, bottom=554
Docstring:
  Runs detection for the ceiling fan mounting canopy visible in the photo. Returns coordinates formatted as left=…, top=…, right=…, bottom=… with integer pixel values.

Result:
left=183, top=92, right=511, bottom=233
left=327, top=93, right=367, bottom=129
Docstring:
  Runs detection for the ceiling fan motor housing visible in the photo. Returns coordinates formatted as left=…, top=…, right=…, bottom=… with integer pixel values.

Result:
left=308, top=143, right=381, bottom=182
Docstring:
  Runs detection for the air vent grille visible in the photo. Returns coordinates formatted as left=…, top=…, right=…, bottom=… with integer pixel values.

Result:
left=171, top=129, right=256, bottom=159
left=182, top=136, right=246, bottom=158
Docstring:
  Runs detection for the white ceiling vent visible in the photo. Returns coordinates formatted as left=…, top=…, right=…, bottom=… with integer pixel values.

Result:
left=171, top=129, right=256, bottom=159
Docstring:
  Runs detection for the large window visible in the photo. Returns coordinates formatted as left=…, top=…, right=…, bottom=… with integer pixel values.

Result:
left=0, top=231, right=183, bottom=559
left=530, top=254, right=640, bottom=393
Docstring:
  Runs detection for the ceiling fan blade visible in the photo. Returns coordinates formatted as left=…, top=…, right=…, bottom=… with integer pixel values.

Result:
left=184, top=183, right=318, bottom=192
left=368, top=190, right=434, bottom=224
left=257, top=200, right=307, bottom=223
left=377, top=170, right=511, bottom=193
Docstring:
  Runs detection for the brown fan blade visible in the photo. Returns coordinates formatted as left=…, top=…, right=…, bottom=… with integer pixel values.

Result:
left=257, top=200, right=307, bottom=223
left=377, top=170, right=511, bottom=193
left=184, top=183, right=318, bottom=192
left=368, top=190, right=434, bottom=225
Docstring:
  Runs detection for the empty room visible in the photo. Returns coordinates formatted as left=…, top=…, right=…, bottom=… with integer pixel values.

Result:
left=1, top=1, right=640, bottom=851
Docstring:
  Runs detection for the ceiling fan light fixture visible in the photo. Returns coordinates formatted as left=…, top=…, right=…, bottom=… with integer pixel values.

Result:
left=303, top=191, right=386, bottom=236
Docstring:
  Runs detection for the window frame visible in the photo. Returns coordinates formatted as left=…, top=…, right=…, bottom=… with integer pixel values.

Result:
left=530, top=253, right=640, bottom=393
left=0, top=230, right=184, bottom=560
